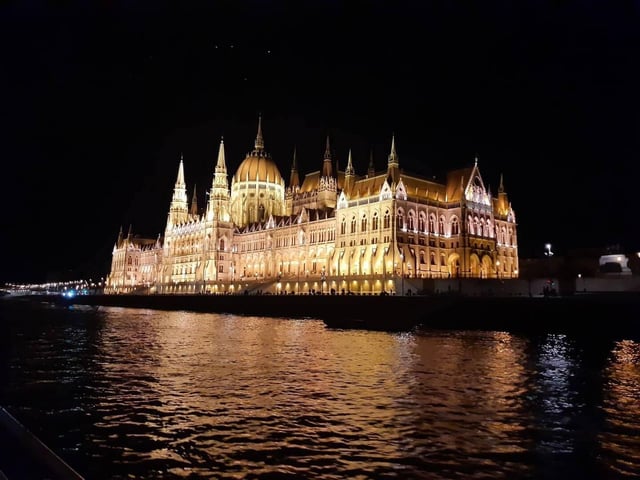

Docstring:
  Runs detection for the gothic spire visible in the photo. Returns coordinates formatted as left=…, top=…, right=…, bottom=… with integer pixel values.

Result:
left=190, top=185, right=198, bottom=215
left=289, top=146, right=300, bottom=188
left=387, top=133, right=399, bottom=184
left=324, top=135, right=331, bottom=160
left=345, top=148, right=355, bottom=176
left=322, top=135, right=333, bottom=177
left=499, top=173, right=505, bottom=193
left=388, top=134, right=399, bottom=167
left=368, top=149, right=375, bottom=177
left=254, top=114, right=264, bottom=151
left=212, top=137, right=229, bottom=195
left=176, top=153, right=186, bottom=186
left=215, top=137, right=227, bottom=174
left=168, top=154, right=189, bottom=226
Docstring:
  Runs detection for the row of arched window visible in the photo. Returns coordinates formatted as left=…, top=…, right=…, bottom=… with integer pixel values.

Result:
left=339, top=209, right=463, bottom=237
left=340, top=210, right=390, bottom=235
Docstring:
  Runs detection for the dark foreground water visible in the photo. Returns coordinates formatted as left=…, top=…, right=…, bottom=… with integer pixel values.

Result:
left=0, top=302, right=639, bottom=479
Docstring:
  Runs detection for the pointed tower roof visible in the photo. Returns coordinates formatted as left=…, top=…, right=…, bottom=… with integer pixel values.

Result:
left=289, top=146, right=300, bottom=188
left=117, top=225, right=124, bottom=246
left=215, top=137, right=227, bottom=173
left=387, top=133, right=399, bottom=185
left=388, top=134, right=399, bottom=166
left=499, top=173, right=505, bottom=193
left=345, top=149, right=355, bottom=176
left=368, top=149, right=375, bottom=177
left=176, top=154, right=186, bottom=186
left=323, top=135, right=331, bottom=159
left=190, top=185, right=198, bottom=215
left=322, top=135, right=333, bottom=177
left=168, top=153, right=189, bottom=226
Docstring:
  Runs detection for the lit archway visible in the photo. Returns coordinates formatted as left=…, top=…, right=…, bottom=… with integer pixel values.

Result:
left=469, top=253, right=481, bottom=277
left=447, top=253, right=461, bottom=278
left=481, top=255, right=493, bottom=279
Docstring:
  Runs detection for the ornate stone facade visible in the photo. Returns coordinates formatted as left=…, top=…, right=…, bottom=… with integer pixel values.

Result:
left=106, top=117, right=519, bottom=295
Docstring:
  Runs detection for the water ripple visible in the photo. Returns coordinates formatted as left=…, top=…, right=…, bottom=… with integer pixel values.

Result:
left=1, top=305, right=639, bottom=479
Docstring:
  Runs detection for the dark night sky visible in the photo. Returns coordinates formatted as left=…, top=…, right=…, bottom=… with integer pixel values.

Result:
left=1, top=1, right=639, bottom=283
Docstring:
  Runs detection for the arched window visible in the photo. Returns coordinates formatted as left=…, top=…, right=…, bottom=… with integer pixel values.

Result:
left=428, top=214, right=436, bottom=234
left=219, top=238, right=225, bottom=251
left=486, top=219, right=493, bottom=238
left=258, top=204, right=265, bottom=221
left=419, top=213, right=426, bottom=232
left=340, top=217, right=346, bottom=235
left=383, top=210, right=391, bottom=229
left=351, top=216, right=357, bottom=234
left=440, top=254, right=446, bottom=266
left=420, top=251, right=426, bottom=264
left=361, top=214, right=368, bottom=232
left=438, top=216, right=445, bottom=235
left=397, top=210, right=404, bottom=229
left=478, top=218, right=483, bottom=237
left=468, top=215, right=475, bottom=235
left=430, top=252, right=436, bottom=265
left=408, top=211, right=416, bottom=231
left=451, top=217, right=459, bottom=235
left=372, top=212, right=379, bottom=230
left=507, top=227, right=513, bottom=246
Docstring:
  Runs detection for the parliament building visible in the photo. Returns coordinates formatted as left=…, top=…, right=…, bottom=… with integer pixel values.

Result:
left=105, top=117, right=519, bottom=295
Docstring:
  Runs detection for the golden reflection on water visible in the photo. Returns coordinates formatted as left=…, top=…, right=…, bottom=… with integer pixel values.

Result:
left=94, top=309, right=435, bottom=476
left=601, top=339, right=640, bottom=477
left=38, top=306, right=638, bottom=479
left=408, top=331, right=531, bottom=467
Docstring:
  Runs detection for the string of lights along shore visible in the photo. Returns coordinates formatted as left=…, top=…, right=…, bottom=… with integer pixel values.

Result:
left=105, top=116, right=519, bottom=295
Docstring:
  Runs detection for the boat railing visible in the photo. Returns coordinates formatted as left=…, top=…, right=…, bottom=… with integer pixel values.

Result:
left=0, top=406, right=84, bottom=480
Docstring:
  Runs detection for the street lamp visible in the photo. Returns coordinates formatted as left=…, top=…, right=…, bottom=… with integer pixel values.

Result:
left=544, top=243, right=553, bottom=257
left=321, top=266, right=326, bottom=294
left=496, top=260, right=500, bottom=279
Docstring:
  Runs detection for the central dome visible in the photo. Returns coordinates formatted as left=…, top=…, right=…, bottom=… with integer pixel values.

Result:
left=230, top=116, right=286, bottom=227
left=233, top=150, right=283, bottom=184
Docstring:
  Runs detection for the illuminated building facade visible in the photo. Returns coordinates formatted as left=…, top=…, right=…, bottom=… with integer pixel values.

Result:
left=106, top=117, right=519, bottom=294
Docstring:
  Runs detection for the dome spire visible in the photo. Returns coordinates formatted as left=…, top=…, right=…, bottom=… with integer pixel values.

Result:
left=255, top=114, right=264, bottom=151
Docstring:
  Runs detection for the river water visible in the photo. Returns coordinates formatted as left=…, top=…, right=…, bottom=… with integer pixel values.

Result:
left=0, top=302, right=639, bottom=479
